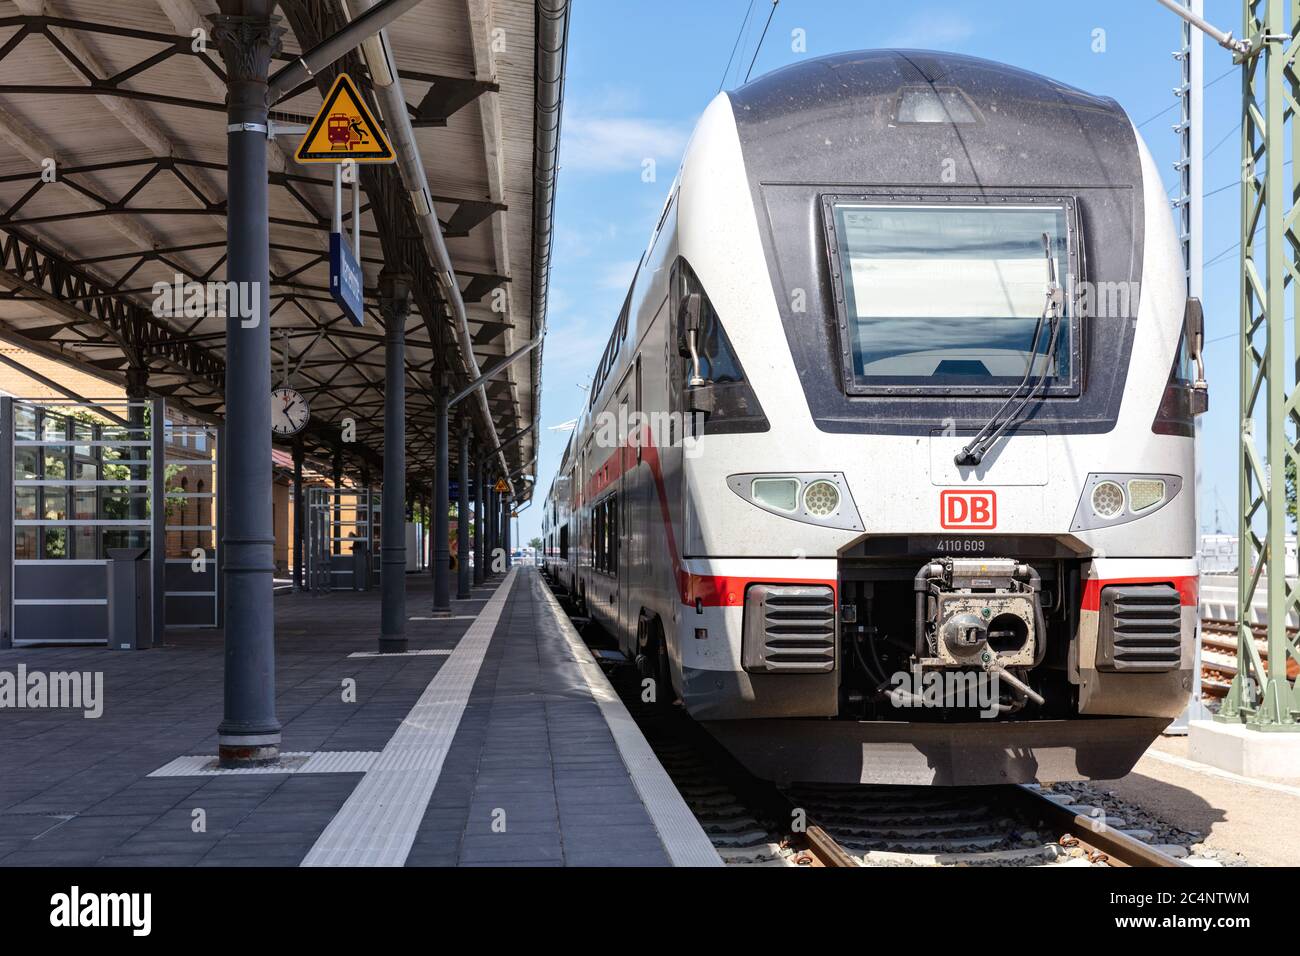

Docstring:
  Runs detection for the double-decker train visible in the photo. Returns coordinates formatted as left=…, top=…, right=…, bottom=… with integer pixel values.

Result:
left=542, top=50, right=1207, bottom=786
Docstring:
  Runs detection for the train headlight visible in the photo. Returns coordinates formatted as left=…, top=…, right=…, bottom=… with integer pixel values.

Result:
left=751, top=477, right=800, bottom=513
left=803, top=480, right=841, bottom=517
left=1070, top=473, right=1183, bottom=532
left=727, top=472, right=863, bottom=531
left=1090, top=481, right=1125, bottom=518
left=1126, top=478, right=1166, bottom=512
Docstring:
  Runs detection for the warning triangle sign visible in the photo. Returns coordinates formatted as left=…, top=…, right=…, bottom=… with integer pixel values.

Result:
left=494, top=479, right=509, bottom=493
left=294, top=73, right=395, bottom=164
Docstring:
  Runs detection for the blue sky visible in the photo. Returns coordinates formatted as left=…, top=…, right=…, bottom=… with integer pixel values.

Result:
left=519, top=0, right=1246, bottom=546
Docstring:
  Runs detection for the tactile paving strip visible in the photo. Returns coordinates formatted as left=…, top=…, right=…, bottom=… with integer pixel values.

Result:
left=148, top=751, right=379, bottom=777
left=300, top=568, right=518, bottom=867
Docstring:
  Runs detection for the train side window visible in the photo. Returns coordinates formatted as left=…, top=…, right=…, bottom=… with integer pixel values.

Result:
left=634, top=355, right=643, bottom=461
left=669, top=257, right=768, bottom=433
left=671, top=259, right=743, bottom=384
left=590, top=495, right=619, bottom=575
left=609, top=494, right=618, bottom=576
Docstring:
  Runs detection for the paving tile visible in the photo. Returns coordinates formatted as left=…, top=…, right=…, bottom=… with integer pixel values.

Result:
left=0, top=570, right=682, bottom=868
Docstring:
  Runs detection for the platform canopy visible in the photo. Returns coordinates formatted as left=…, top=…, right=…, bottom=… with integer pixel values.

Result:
left=0, top=0, right=561, bottom=499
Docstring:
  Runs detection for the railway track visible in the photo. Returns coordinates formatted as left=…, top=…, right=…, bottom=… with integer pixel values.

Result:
left=548, top=578, right=1187, bottom=869
left=1200, top=618, right=1299, bottom=698
left=785, top=783, right=1187, bottom=867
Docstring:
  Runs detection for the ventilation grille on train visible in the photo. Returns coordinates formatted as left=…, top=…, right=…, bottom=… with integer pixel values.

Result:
left=742, top=584, right=836, bottom=674
left=1097, top=584, right=1183, bottom=672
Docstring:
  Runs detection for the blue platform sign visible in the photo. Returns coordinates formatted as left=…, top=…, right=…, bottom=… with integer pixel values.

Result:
left=330, top=231, right=364, bottom=327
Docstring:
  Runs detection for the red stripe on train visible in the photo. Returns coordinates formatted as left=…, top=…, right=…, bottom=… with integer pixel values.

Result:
left=680, top=572, right=838, bottom=607
left=590, top=432, right=835, bottom=607
left=1079, top=575, right=1198, bottom=612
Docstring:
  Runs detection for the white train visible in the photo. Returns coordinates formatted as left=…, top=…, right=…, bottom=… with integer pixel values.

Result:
left=542, top=51, right=1207, bottom=786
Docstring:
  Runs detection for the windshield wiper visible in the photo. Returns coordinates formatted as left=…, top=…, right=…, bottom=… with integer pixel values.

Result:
left=954, top=233, right=1064, bottom=467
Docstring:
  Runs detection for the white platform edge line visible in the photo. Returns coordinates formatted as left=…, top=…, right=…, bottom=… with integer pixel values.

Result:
left=347, top=649, right=453, bottom=658
left=300, top=568, right=518, bottom=867
left=1143, top=747, right=1300, bottom=797
left=535, top=572, right=723, bottom=867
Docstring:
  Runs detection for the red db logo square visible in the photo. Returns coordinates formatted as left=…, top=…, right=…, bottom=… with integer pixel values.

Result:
left=940, top=490, right=997, bottom=529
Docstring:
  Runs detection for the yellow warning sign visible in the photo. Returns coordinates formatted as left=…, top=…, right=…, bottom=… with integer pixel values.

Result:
left=294, top=74, right=395, bottom=164
left=494, top=479, right=509, bottom=493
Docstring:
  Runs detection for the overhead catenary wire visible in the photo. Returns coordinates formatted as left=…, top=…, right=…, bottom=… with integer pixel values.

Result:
left=744, top=0, right=781, bottom=84
left=1136, top=65, right=1235, bottom=128
left=718, top=0, right=758, bottom=94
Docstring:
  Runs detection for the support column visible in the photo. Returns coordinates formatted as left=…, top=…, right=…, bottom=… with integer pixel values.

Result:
left=332, top=444, right=343, bottom=556
left=420, top=491, right=428, bottom=571
left=493, top=484, right=502, bottom=572
left=486, top=483, right=497, bottom=576
left=473, top=459, right=485, bottom=586
left=457, top=422, right=471, bottom=599
left=502, top=495, right=511, bottom=569
left=432, top=385, right=450, bottom=613
left=212, top=5, right=283, bottom=767
left=125, top=367, right=148, bottom=551
left=434, top=481, right=444, bottom=587
left=0, top=398, right=13, bottom=648
left=379, top=273, right=410, bottom=652
left=150, top=397, right=165, bottom=647
left=291, top=438, right=304, bottom=590
left=215, top=422, right=226, bottom=628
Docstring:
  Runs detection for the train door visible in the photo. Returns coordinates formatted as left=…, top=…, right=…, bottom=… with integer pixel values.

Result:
left=615, top=377, right=632, bottom=640
left=580, top=438, right=592, bottom=606
left=619, top=356, right=643, bottom=650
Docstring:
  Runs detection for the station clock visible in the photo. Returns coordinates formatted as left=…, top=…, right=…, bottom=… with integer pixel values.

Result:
left=271, top=386, right=310, bottom=436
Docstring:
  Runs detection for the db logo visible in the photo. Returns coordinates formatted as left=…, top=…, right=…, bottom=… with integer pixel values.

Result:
left=940, top=490, right=997, bottom=529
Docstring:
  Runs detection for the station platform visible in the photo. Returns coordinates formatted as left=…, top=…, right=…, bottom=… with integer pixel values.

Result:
left=0, top=567, right=720, bottom=867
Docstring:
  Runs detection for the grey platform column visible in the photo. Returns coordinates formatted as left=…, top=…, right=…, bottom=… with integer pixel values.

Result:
left=487, top=483, right=498, bottom=575
left=332, top=444, right=343, bottom=555
left=150, top=397, right=165, bottom=647
left=379, top=273, right=410, bottom=652
left=427, top=479, right=435, bottom=585
left=473, top=460, right=485, bottom=586
left=457, top=423, right=471, bottom=599
left=502, top=496, right=511, bottom=569
left=0, top=398, right=12, bottom=648
left=484, top=482, right=494, bottom=576
left=432, top=385, right=450, bottom=613
left=291, top=438, right=304, bottom=591
left=215, top=422, right=226, bottom=629
left=212, top=6, right=283, bottom=768
left=125, top=367, right=149, bottom=551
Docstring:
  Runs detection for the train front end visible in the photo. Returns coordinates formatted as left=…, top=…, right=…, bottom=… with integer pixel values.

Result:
left=671, top=51, right=1205, bottom=785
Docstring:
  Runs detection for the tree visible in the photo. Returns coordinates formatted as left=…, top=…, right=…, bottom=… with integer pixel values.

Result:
left=529, top=537, right=543, bottom=551
left=1289, top=457, right=1296, bottom=525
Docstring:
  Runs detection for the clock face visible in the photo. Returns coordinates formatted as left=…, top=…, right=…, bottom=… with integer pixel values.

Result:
left=271, top=387, right=310, bottom=436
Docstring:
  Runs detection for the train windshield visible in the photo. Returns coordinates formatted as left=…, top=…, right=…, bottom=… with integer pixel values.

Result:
left=829, top=203, right=1073, bottom=394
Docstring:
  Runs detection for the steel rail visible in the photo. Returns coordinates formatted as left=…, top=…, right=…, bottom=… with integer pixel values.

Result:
left=1008, top=785, right=1186, bottom=868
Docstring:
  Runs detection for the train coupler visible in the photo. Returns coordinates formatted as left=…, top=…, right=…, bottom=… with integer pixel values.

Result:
left=913, top=557, right=1048, bottom=705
